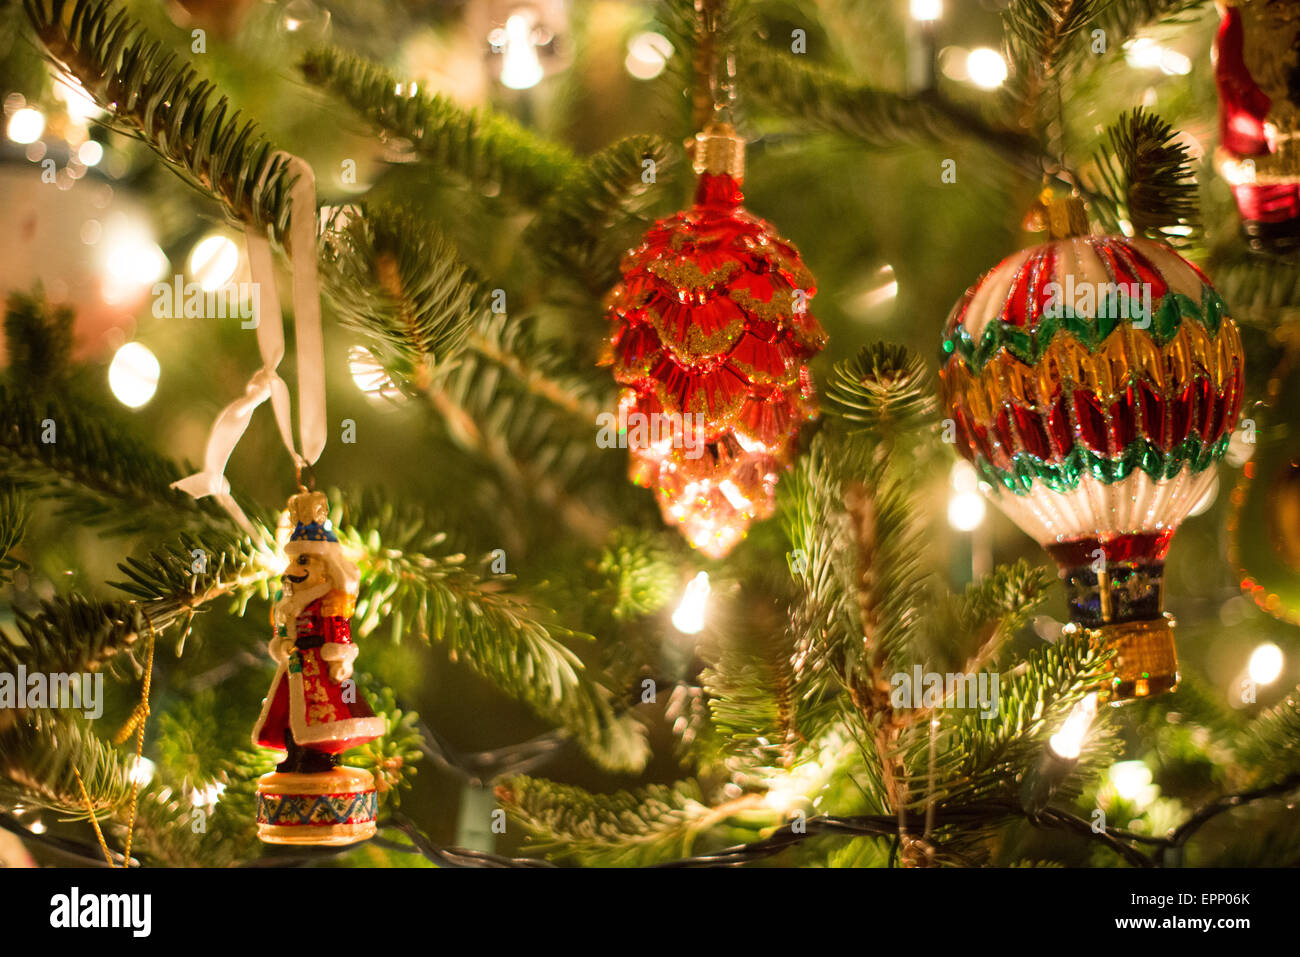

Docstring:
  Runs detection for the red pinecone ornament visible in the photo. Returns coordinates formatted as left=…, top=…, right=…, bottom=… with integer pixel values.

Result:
left=604, top=124, right=826, bottom=557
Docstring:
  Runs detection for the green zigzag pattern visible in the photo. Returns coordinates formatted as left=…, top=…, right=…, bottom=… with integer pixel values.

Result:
left=940, top=284, right=1228, bottom=374
left=975, top=432, right=1230, bottom=497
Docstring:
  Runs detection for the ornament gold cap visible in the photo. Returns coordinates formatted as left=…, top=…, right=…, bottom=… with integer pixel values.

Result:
left=693, top=122, right=745, bottom=180
left=1045, top=195, right=1090, bottom=240
left=287, top=489, right=329, bottom=526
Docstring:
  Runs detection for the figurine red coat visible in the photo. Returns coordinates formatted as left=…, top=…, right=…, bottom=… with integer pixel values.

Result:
left=252, top=591, right=385, bottom=755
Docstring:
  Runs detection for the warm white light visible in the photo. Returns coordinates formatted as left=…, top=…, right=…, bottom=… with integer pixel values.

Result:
left=1109, top=760, right=1152, bottom=802
left=127, top=755, right=156, bottom=788
left=910, top=0, right=942, bottom=21
left=189, top=780, right=226, bottom=807
left=672, top=572, right=711, bottom=635
left=348, top=344, right=399, bottom=399
left=188, top=233, right=240, bottom=291
left=7, top=107, right=44, bottom=144
left=29, top=818, right=47, bottom=835
left=101, top=216, right=168, bottom=299
left=54, top=79, right=103, bottom=123
left=1048, top=692, right=1098, bottom=760
left=626, top=31, right=673, bottom=80
left=948, top=490, right=986, bottom=531
left=495, top=13, right=544, bottom=90
left=1124, top=38, right=1191, bottom=77
left=78, top=140, right=104, bottom=166
left=966, top=48, right=1007, bottom=89
left=1248, top=642, right=1284, bottom=686
left=108, top=342, right=161, bottom=408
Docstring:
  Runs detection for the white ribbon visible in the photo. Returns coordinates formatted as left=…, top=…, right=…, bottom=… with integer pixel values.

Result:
left=172, top=154, right=326, bottom=537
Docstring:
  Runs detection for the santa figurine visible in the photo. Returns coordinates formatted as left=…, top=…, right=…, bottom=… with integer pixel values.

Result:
left=253, top=490, right=386, bottom=846
left=1215, top=0, right=1300, bottom=253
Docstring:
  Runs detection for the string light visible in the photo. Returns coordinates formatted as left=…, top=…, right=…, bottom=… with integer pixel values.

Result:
left=966, top=48, right=1008, bottom=89
left=108, top=342, right=161, bottom=409
left=188, top=233, right=240, bottom=291
left=348, top=344, right=400, bottom=399
left=6, top=107, right=44, bottom=144
left=1023, top=692, right=1098, bottom=814
left=948, top=461, right=986, bottom=531
left=492, top=11, right=545, bottom=90
left=1109, top=760, right=1154, bottom=804
left=1248, top=642, right=1283, bottom=686
left=626, top=32, right=673, bottom=80
left=672, top=572, right=711, bottom=635
left=127, top=755, right=156, bottom=788
left=1048, top=692, right=1098, bottom=760
left=77, top=140, right=103, bottom=166
left=909, top=0, right=942, bottom=21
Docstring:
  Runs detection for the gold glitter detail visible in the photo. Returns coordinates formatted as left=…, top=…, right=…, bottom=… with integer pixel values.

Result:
left=941, top=315, right=1244, bottom=426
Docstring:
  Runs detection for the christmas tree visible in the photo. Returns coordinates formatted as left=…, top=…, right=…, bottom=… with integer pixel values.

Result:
left=0, top=0, right=1297, bottom=873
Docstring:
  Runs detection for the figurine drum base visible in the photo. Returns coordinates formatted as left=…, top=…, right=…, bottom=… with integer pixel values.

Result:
left=256, top=766, right=377, bottom=846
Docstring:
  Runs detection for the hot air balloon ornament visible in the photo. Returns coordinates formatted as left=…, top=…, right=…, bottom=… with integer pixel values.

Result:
left=940, top=197, right=1245, bottom=701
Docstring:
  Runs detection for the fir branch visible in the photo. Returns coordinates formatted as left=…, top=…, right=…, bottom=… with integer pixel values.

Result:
left=417, top=314, right=617, bottom=542
left=0, top=597, right=145, bottom=713
left=320, top=203, right=482, bottom=377
left=1088, top=108, right=1199, bottom=241
left=496, top=775, right=767, bottom=867
left=1004, top=0, right=1105, bottom=96
left=525, top=134, right=673, bottom=294
left=300, top=46, right=578, bottom=205
left=24, top=0, right=295, bottom=238
left=700, top=603, right=804, bottom=767
left=110, top=531, right=274, bottom=643
left=596, top=529, right=679, bottom=622
left=4, top=289, right=74, bottom=392
left=0, top=483, right=29, bottom=587
left=338, top=491, right=649, bottom=774
left=904, top=628, right=1116, bottom=813
left=958, top=560, right=1056, bottom=673
left=826, top=343, right=937, bottom=438
left=1234, top=692, right=1300, bottom=787
left=0, top=383, right=232, bottom=534
left=0, top=713, right=134, bottom=818
left=1093, top=0, right=1211, bottom=41
left=742, top=43, right=1044, bottom=173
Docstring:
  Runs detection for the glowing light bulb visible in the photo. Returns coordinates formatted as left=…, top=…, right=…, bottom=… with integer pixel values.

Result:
left=948, top=491, right=986, bottom=531
left=1248, top=642, right=1284, bottom=686
left=672, top=572, right=711, bottom=635
left=108, top=342, right=160, bottom=408
left=348, top=344, right=399, bottom=399
left=910, top=0, right=942, bottom=21
left=188, top=233, right=240, bottom=291
left=495, top=12, right=544, bottom=90
left=100, top=215, right=168, bottom=303
left=78, top=140, right=104, bottom=166
left=1048, top=692, right=1098, bottom=760
left=626, top=31, right=674, bottom=80
left=7, top=107, right=44, bottom=144
left=54, top=79, right=103, bottom=123
left=1109, top=760, right=1152, bottom=802
left=127, top=756, right=156, bottom=788
left=966, top=48, right=1007, bottom=89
